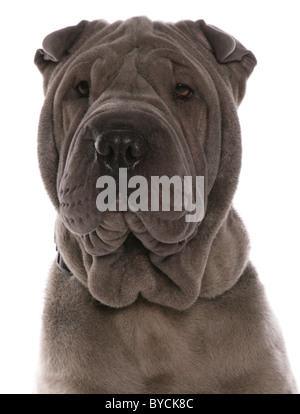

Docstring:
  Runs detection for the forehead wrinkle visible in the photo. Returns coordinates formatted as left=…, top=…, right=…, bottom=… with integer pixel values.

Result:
left=136, top=32, right=195, bottom=68
left=144, top=50, right=192, bottom=70
left=90, top=55, right=104, bottom=77
left=136, top=65, right=171, bottom=104
left=134, top=58, right=184, bottom=145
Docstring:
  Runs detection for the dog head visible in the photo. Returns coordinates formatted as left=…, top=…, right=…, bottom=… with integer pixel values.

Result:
left=35, top=17, right=256, bottom=308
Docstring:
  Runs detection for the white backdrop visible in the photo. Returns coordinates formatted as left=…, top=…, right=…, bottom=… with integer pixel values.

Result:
left=0, top=0, right=299, bottom=394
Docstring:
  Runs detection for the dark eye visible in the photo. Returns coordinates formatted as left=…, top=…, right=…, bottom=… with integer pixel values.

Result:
left=76, top=81, right=90, bottom=97
left=174, top=84, right=193, bottom=99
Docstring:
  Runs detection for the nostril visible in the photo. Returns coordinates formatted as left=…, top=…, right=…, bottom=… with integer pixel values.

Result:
left=133, top=141, right=146, bottom=158
left=123, top=135, right=147, bottom=159
left=94, top=136, right=114, bottom=158
left=126, top=143, right=142, bottom=159
left=126, top=145, right=140, bottom=161
left=98, top=144, right=113, bottom=158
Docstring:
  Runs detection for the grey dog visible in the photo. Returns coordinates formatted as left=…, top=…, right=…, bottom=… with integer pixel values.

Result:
left=35, top=17, right=297, bottom=393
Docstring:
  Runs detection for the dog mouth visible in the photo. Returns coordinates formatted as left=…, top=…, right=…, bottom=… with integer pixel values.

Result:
left=76, top=209, right=199, bottom=257
left=58, top=167, right=203, bottom=256
left=58, top=159, right=203, bottom=257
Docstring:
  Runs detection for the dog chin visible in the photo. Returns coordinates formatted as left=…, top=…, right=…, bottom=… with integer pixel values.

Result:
left=66, top=210, right=199, bottom=257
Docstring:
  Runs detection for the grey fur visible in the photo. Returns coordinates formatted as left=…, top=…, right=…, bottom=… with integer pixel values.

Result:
left=35, top=17, right=297, bottom=394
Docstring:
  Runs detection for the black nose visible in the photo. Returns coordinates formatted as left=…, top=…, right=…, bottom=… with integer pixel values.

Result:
left=94, top=129, right=147, bottom=172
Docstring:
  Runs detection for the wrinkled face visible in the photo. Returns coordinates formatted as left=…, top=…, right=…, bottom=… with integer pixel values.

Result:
left=52, top=28, right=218, bottom=256
left=36, top=18, right=255, bottom=260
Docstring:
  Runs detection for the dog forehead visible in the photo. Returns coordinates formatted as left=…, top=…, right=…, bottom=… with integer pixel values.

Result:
left=120, top=16, right=156, bottom=44
left=83, top=17, right=188, bottom=62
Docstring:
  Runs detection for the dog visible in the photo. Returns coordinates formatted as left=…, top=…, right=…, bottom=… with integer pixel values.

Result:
left=35, top=17, right=297, bottom=393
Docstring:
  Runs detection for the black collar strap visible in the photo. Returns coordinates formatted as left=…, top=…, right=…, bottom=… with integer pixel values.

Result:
left=56, top=246, right=73, bottom=276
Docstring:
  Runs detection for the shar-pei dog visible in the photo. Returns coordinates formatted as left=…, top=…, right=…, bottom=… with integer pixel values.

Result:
left=34, top=17, right=297, bottom=394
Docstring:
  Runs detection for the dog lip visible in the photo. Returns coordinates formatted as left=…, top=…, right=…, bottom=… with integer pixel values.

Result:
left=60, top=206, right=190, bottom=238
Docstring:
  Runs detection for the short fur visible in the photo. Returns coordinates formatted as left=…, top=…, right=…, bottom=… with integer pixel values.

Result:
left=35, top=17, right=297, bottom=394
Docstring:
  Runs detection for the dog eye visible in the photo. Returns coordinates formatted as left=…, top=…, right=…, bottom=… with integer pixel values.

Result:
left=174, top=84, right=193, bottom=99
left=76, top=81, right=90, bottom=97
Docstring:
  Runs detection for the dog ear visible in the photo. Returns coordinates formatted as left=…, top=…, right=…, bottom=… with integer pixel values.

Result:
left=199, top=21, right=256, bottom=72
left=34, top=20, right=88, bottom=75
left=198, top=20, right=257, bottom=103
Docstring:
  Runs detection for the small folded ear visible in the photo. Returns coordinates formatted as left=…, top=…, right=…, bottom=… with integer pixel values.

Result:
left=198, top=20, right=257, bottom=75
left=198, top=20, right=257, bottom=103
left=34, top=20, right=88, bottom=75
